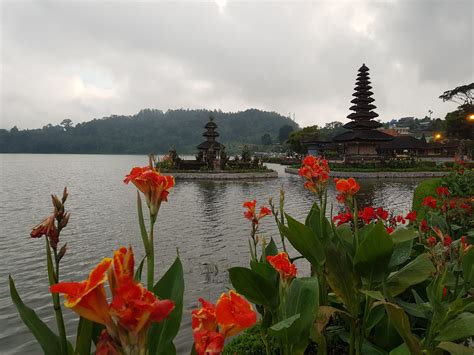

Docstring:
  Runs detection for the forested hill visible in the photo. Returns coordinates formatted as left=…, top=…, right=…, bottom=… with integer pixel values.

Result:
left=0, top=109, right=299, bottom=154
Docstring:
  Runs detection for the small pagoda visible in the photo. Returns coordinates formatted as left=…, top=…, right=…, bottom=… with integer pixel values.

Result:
left=333, top=64, right=393, bottom=161
left=196, top=116, right=225, bottom=168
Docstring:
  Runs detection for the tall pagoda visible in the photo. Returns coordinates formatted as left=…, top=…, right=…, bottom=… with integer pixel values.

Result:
left=333, top=64, right=392, bottom=161
left=196, top=116, right=225, bottom=168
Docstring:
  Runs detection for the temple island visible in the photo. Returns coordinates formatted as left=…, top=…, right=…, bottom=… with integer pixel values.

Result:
left=154, top=116, right=278, bottom=179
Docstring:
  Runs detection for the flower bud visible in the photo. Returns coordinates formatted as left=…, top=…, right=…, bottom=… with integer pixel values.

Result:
left=58, top=243, right=67, bottom=261
left=62, top=187, right=69, bottom=203
left=51, top=194, right=62, bottom=211
left=59, top=213, right=70, bottom=229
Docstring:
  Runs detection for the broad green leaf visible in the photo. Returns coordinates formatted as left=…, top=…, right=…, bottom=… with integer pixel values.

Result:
left=305, top=202, right=331, bottom=240
left=389, top=342, right=410, bottom=355
left=281, top=214, right=325, bottom=266
left=388, top=239, right=413, bottom=269
left=75, top=317, right=93, bottom=355
left=324, top=243, right=360, bottom=317
left=137, top=192, right=151, bottom=252
left=228, top=267, right=279, bottom=308
left=382, top=302, right=422, bottom=355
left=339, top=332, right=389, bottom=355
left=250, top=260, right=278, bottom=282
left=462, top=247, right=474, bottom=288
left=148, top=257, right=185, bottom=355
left=353, top=220, right=394, bottom=278
left=365, top=304, right=386, bottom=332
left=360, top=290, right=385, bottom=302
left=386, top=254, right=435, bottom=297
left=437, top=341, right=473, bottom=355
left=390, top=228, right=418, bottom=244
left=435, top=312, right=474, bottom=341
left=268, top=314, right=300, bottom=338
left=396, top=299, right=430, bottom=319
left=265, top=238, right=278, bottom=257
left=9, top=275, right=62, bottom=355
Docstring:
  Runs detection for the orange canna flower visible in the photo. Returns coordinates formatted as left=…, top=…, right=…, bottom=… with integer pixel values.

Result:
left=192, top=298, right=218, bottom=333
left=299, top=155, right=330, bottom=195
left=96, top=330, right=120, bottom=355
left=215, top=291, right=257, bottom=337
left=193, top=330, right=225, bottom=355
left=124, top=166, right=175, bottom=217
left=243, top=200, right=272, bottom=225
left=108, top=246, right=134, bottom=293
left=30, top=215, right=59, bottom=248
left=266, top=252, right=297, bottom=281
left=109, top=276, right=174, bottom=335
left=50, top=258, right=113, bottom=326
left=335, top=177, right=360, bottom=203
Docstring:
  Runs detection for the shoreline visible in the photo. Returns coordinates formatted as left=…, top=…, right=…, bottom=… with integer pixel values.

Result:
left=285, top=167, right=449, bottom=179
left=169, top=171, right=279, bottom=179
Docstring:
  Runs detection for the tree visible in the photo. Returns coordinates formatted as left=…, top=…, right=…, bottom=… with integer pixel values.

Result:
left=439, top=83, right=474, bottom=106
left=279, top=124, right=294, bottom=143
left=60, top=119, right=73, bottom=130
left=261, top=133, right=273, bottom=146
left=287, top=125, right=320, bottom=154
left=439, top=83, right=474, bottom=139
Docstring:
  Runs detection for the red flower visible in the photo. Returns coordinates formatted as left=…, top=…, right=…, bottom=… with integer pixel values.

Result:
left=124, top=166, right=175, bottom=216
left=442, top=287, right=447, bottom=300
left=299, top=155, right=330, bottom=195
left=335, top=177, right=360, bottom=203
left=427, top=236, right=437, bottom=247
left=243, top=200, right=271, bottom=225
left=358, top=207, right=375, bottom=224
left=193, top=330, right=225, bottom=355
left=375, top=207, right=389, bottom=220
left=436, top=186, right=450, bottom=197
left=215, top=291, right=257, bottom=337
left=109, top=246, right=135, bottom=293
left=461, top=236, right=471, bottom=253
left=449, top=199, right=457, bottom=209
left=443, top=236, right=452, bottom=247
left=266, top=252, right=297, bottom=281
left=30, top=215, right=59, bottom=248
left=422, top=196, right=437, bottom=209
left=51, top=258, right=113, bottom=326
left=333, top=211, right=353, bottom=226
left=109, top=276, right=174, bottom=335
left=459, top=203, right=472, bottom=214
left=405, top=211, right=417, bottom=223
left=396, top=215, right=406, bottom=225
left=192, top=298, right=217, bottom=333
left=420, top=219, right=430, bottom=233
left=386, top=226, right=394, bottom=234
left=96, top=330, right=120, bottom=355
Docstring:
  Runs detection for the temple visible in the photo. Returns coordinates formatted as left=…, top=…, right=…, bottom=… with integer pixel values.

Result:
left=333, top=64, right=393, bottom=162
left=196, top=116, right=225, bottom=169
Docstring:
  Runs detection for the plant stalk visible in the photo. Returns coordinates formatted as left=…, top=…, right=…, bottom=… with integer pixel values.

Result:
left=147, top=217, right=156, bottom=290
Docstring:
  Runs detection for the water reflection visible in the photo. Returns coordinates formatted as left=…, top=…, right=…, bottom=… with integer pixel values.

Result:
left=0, top=154, right=419, bottom=354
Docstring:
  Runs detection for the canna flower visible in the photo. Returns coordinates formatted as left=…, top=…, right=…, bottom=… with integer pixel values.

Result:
left=405, top=211, right=417, bottom=223
left=375, top=207, right=389, bottom=220
left=96, top=330, right=120, bottom=355
left=51, top=258, right=113, bottom=326
left=30, top=215, right=59, bottom=248
left=420, top=219, right=430, bottom=233
left=193, top=330, right=225, bottom=355
left=109, top=275, right=174, bottom=336
left=215, top=291, right=257, bottom=337
left=459, top=203, right=472, bottom=214
left=436, top=186, right=450, bottom=197
left=358, top=207, right=375, bottom=224
left=443, top=236, right=452, bottom=247
left=243, top=200, right=272, bottom=225
left=267, top=252, right=297, bottom=281
left=396, top=215, right=406, bottom=225
left=333, top=211, right=353, bottom=226
left=386, top=226, right=395, bottom=234
left=109, top=246, right=134, bottom=293
left=442, top=287, right=447, bottom=300
left=422, top=196, right=437, bottom=209
left=192, top=298, right=218, bottom=333
left=124, top=166, right=175, bottom=217
left=299, top=155, right=330, bottom=196
left=460, top=236, right=472, bottom=253
left=335, top=177, right=360, bottom=203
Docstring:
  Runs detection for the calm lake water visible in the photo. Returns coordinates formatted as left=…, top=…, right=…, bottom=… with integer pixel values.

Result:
left=0, top=154, right=420, bottom=354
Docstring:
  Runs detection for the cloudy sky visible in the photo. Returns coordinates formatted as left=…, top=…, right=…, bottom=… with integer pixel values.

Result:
left=1, top=0, right=472, bottom=130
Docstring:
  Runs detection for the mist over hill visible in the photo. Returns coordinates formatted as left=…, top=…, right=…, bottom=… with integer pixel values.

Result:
left=0, top=109, right=299, bottom=154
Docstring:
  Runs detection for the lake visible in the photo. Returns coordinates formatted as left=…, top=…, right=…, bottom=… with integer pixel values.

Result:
left=0, top=154, right=420, bottom=354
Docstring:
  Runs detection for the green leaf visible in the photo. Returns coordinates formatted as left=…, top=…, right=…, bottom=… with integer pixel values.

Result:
left=462, top=247, right=474, bottom=288
left=305, top=202, right=331, bottom=239
left=360, top=290, right=385, bottom=302
left=265, top=238, right=278, bottom=257
left=75, top=317, right=93, bottom=355
left=148, top=257, right=185, bottom=355
left=365, top=304, right=385, bottom=332
left=9, top=275, right=63, bottom=355
left=353, top=220, right=394, bottom=278
left=137, top=192, right=151, bottom=252
left=395, top=299, right=430, bottom=319
left=281, top=214, right=326, bottom=266
left=382, top=302, right=422, bottom=355
left=388, top=239, right=413, bottom=269
left=386, top=254, right=435, bottom=297
left=268, top=314, right=301, bottom=338
left=437, top=341, right=474, bottom=355
left=324, top=243, right=360, bottom=317
left=390, top=228, right=418, bottom=244
left=435, top=312, right=474, bottom=341
left=228, top=267, right=279, bottom=309
left=389, top=342, right=410, bottom=355
left=250, top=260, right=278, bottom=282
left=134, top=255, right=146, bottom=282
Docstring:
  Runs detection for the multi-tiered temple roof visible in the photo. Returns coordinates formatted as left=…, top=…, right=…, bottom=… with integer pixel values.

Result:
left=197, top=116, right=224, bottom=150
left=333, top=64, right=393, bottom=142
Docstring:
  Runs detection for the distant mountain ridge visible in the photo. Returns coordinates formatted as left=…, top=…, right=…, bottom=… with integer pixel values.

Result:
left=0, top=109, right=299, bottom=154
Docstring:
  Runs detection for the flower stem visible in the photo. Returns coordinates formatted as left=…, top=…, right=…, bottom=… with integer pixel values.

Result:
left=147, top=217, right=156, bottom=290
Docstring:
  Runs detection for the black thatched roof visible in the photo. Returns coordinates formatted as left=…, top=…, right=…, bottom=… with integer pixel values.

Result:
left=379, top=135, right=427, bottom=150
left=333, top=129, right=393, bottom=142
left=343, top=120, right=383, bottom=130
left=197, top=141, right=224, bottom=150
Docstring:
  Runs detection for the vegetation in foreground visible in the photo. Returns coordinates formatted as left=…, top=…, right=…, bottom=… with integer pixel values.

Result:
left=8, top=156, right=473, bottom=354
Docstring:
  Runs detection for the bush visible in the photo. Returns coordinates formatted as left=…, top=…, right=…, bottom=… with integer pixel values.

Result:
left=412, top=178, right=442, bottom=218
